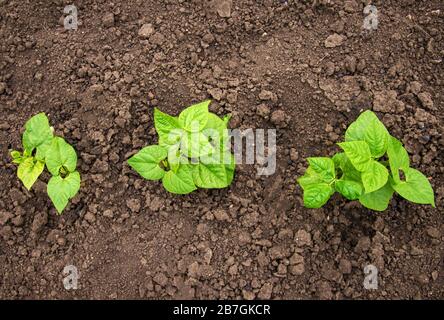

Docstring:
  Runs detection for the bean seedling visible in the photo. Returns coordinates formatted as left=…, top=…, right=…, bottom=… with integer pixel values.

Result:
left=11, top=113, right=81, bottom=214
left=128, top=100, right=235, bottom=194
left=298, top=110, right=435, bottom=211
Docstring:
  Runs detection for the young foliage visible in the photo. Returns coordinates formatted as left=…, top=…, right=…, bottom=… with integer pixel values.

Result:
left=298, top=110, right=435, bottom=211
left=128, top=100, right=235, bottom=194
left=10, top=113, right=81, bottom=214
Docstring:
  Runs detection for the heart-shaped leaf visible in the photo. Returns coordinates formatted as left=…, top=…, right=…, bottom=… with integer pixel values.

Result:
left=303, top=183, right=334, bottom=209
left=361, top=160, right=389, bottom=193
left=338, top=141, right=372, bottom=172
left=178, top=100, right=210, bottom=132
left=22, top=113, right=53, bottom=155
left=392, top=168, right=435, bottom=207
left=192, top=162, right=232, bottom=189
left=128, top=145, right=167, bottom=180
left=162, top=164, right=196, bottom=194
left=387, top=136, right=410, bottom=184
left=45, top=137, right=77, bottom=176
left=359, top=181, right=394, bottom=211
left=307, top=157, right=335, bottom=183
left=47, top=171, right=81, bottom=214
left=154, top=108, right=181, bottom=136
left=345, top=110, right=389, bottom=158
left=17, top=157, right=45, bottom=190
left=335, top=179, right=363, bottom=200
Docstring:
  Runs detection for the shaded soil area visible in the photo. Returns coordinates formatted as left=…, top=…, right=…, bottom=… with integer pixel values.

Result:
left=0, top=0, right=443, bottom=299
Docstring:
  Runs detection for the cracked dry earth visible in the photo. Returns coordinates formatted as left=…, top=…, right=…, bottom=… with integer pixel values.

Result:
left=0, top=0, right=443, bottom=299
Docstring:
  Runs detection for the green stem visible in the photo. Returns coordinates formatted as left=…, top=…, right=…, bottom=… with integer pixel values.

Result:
left=59, top=166, right=68, bottom=178
left=161, top=159, right=169, bottom=170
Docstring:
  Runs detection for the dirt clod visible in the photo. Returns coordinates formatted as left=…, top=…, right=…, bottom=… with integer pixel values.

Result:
left=324, top=34, right=346, bottom=48
left=102, top=13, right=115, bottom=27
left=256, top=104, right=271, bottom=118
left=31, top=212, right=47, bottom=234
left=213, top=0, right=232, bottom=18
left=213, top=209, right=230, bottom=221
left=270, top=110, right=287, bottom=128
left=257, top=283, right=273, bottom=299
left=0, top=82, right=6, bottom=94
left=417, top=92, right=434, bottom=110
left=138, top=24, right=154, bottom=39
left=295, top=229, right=312, bottom=247
left=373, top=90, right=405, bottom=113
left=0, top=0, right=442, bottom=300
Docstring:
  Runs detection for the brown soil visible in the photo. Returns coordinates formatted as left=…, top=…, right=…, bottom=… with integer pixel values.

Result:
left=0, top=0, right=443, bottom=299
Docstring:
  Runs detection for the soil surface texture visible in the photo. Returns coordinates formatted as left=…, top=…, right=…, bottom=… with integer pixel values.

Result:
left=0, top=0, right=443, bottom=299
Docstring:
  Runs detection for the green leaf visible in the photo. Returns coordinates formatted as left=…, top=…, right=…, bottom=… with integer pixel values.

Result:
left=200, top=127, right=232, bottom=167
left=203, top=113, right=229, bottom=146
left=47, top=171, right=81, bottom=214
left=128, top=145, right=167, bottom=180
left=387, top=136, right=410, bottom=183
left=11, top=150, right=24, bottom=164
left=223, top=114, right=231, bottom=126
left=193, top=163, right=232, bottom=189
left=158, top=128, right=184, bottom=147
left=364, top=119, right=389, bottom=158
left=361, top=160, right=389, bottom=193
left=392, top=168, right=435, bottom=207
left=359, top=181, right=394, bottom=211
left=303, top=183, right=334, bottom=209
left=345, top=110, right=389, bottom=158
left=200, top=141, right=236, bottom=184
left=307, top=157, right=335, bottom=183
left=162, top=165, right=197, bottom=194
left=11, top=150, right=21, bottom=159
left=204, top=113, right=226, bottom=133
left=35, top=139, right=52, bottom=161
left=345, top=110, right=373, bottom=142
left=17, top=157, right=45, bottom=190
left=180, top=131, right=215, bottom=158
left=335, top=179, right=363, bottom=200
left=332, top=152, right=346, bottom=169
left=297, top=167, right=323, bottom=190
left=298, top=158, right=336, bottom=192
left=178, top=100, right=210, bottom=132
left=45, top=137, right=77, bottom=176
left=167, top=143, right=182, bottom=173
left=332, top=152, right=361, bottom=182
left=338, top=141, right=372, bottom=172
left=22, top=113, right=53, bottom=155
left=154, top=108, right=181, bottom=136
